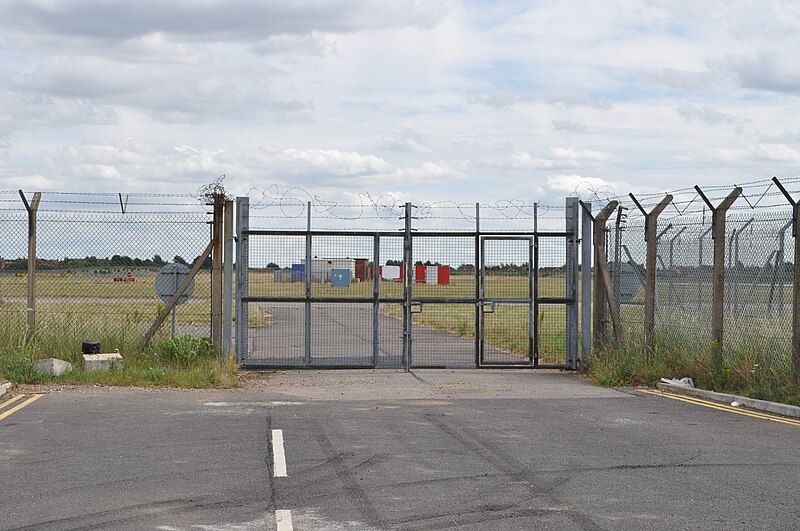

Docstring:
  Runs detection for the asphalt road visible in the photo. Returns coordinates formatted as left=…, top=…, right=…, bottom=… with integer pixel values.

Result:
left=2, top=370, right=800, bottom=530
left=247, top=303, right=518, bottom=368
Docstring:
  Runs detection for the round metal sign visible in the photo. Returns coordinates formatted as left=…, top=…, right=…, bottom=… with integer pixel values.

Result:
left=155, top=263, right=195, bottom=304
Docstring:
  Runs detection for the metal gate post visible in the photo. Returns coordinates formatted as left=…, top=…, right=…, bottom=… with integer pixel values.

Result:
left=235, top=196, right=249, bottom=363
left=533, top=203, right=539, bottom=366
left=305, top=202, right=312, bottom=366
left=474, top=203, right=481, bottom=367
left=403, top=202, right=413, bottom=371
left=373, top=234, right=380, bottom=366
left=565, top=197, right=579, bottom=369
left=580, top=202, right=592, bottom=369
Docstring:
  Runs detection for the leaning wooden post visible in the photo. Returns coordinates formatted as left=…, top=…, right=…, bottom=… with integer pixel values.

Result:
left=19, top=190, right=42, bottom=341
left=138, top=240, right=214, bottom=353
left=772, top=177, right=800, bottom=382
left=630, top=194, right=673, bottom=356
left=211, top=193, right=224, bottom=354
left=592, top=201, right=619, bottom=347
left=696, top=186, right=742, bottom=372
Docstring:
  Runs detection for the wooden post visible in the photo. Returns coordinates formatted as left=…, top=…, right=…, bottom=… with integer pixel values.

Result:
left=19, top=190, right=41, bottom=341
left=696, top=186, right=742, bottom=371
left=597, top=250, right=623, bottom=343
left=592, top=201, right=619, bottom=347
left=211, top=193, right=224, bottom=354
left=630, top=194, right=673, bottom=355
left=222, top=199, right=234, bottom=356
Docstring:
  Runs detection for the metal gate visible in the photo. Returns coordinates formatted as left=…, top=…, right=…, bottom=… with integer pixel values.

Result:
left=235, top=198, right=579, bottom=369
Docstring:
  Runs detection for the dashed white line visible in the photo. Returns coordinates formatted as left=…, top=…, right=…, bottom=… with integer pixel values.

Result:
left=275, top=509, right=293, bottom=531
left=272, top=429, right=288, bottom=477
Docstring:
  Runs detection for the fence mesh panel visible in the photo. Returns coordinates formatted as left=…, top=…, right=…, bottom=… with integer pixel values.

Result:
left=654, top=214, right=714, bottom=351
left=723, top=212, right=793, bottom=372
left=1, top=191, right=211, bottom=355
left=609, top=216, right=646, bottom=341
left=607, top=182, right=797, bottom=384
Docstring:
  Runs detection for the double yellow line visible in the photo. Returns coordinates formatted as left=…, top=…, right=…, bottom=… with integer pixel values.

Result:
left=640, top=389, right=800, bottom=427
left=0, top=393, right=44, bottom=422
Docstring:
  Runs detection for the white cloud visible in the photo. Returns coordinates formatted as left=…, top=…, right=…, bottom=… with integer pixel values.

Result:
left=674, top=104, right=743, bottom=126
left=1, top=0, right=800, bottom=207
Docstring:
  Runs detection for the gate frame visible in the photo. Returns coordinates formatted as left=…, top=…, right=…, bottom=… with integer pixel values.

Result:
left=235, top=196, right=580, bottom=369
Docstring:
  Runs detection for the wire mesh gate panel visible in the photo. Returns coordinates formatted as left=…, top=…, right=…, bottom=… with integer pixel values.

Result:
left=236, top=197, right=577, bottom=369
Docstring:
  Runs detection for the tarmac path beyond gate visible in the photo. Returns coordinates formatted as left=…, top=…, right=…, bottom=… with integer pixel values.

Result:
left=246, top=302, right=515, bottom=368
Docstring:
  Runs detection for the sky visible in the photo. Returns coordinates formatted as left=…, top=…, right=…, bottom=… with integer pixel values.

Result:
left=1, top=0, right=800, bottom=208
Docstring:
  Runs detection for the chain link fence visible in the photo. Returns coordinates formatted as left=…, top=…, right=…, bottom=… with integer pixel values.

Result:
left=604, top=177, right=799, bottom=383
left=0, top=190, right=212, bottom=356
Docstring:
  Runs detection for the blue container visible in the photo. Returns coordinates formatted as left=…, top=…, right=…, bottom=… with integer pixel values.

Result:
left=291, top=263, right=305, bottom=282
left=331, top=269, right=351, bottom=288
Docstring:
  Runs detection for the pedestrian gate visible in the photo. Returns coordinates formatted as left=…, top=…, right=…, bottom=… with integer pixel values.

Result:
left=235, top=198, right=580, bottom=369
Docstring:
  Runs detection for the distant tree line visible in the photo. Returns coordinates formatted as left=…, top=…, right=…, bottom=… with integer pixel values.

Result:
left=0, top=254, right=213, bottom=271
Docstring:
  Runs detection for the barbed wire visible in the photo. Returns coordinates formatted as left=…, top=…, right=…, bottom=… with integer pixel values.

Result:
left=195, top=175, right=233, bottom=203
left=245, top=184, right=564, bottom=222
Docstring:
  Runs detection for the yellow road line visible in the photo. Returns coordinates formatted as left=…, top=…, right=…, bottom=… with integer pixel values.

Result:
left=0, top=394, right=26, bottom=411
left=640, top=389, right=800, bottom=427
left=0, top=394, right=43, bottom=422
left=641, top=389, right=784, bottom=420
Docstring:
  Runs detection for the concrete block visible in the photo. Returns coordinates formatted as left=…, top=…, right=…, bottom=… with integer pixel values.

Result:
left=35, top=358, right=73, bottom=377
left=0, top=381, right=10, bottom=398
left=82, top=353, right=124, bottom=372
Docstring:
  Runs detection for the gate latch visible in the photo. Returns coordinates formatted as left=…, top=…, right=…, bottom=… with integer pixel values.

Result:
left=481, top=301, right=497, bottom=314
left=410, top=302, right=424, bottom=314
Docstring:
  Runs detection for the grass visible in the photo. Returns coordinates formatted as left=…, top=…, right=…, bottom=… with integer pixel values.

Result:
left=589, top=323, right=800, bottom=406
left=0, top=330, right=239, bottom=388
left=0, top=299, right=264, bottom=388
left=0, top=269, right=212, bottom=299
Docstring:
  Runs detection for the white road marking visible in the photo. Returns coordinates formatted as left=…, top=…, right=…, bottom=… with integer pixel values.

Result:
left=275, top=509, right=293, bottom=531
left=203, top=401, right=305, bottom=407
left=272, top=429, right=288, bottom=477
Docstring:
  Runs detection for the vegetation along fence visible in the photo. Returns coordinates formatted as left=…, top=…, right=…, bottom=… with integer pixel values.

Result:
left=3, top=176, right=800, bottom=388
left=596, top=176, right=800, bottom=389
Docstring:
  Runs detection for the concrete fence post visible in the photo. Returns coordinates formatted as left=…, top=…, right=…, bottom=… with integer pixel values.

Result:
left=630, top=194, right=673, bottom=355
left=19, top=190, right=41, bottom=341
left=772, top=177, right=800, bottom=382
left=696, top=186, right=742, bottom=371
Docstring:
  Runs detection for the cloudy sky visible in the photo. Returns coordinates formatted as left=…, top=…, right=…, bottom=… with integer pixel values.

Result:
left=1, top=0, right=799, bottom=206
